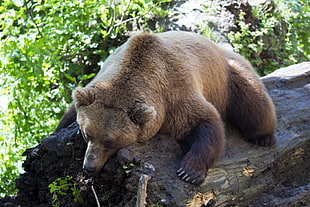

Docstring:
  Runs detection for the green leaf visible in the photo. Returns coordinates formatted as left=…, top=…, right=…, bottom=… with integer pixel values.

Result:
left=64, top=73, right=76, bottom=82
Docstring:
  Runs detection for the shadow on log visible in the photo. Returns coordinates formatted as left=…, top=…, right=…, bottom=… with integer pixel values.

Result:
left=1, top=62, right=309, bottom=207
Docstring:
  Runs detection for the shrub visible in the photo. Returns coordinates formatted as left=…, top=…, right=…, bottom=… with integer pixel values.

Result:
left=48, top=175, right=83, bottom=207
left=227, top=0, right=309, bottom=75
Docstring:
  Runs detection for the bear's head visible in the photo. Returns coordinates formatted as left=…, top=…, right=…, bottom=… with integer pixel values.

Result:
left=73, top=85, right=157, bottom=174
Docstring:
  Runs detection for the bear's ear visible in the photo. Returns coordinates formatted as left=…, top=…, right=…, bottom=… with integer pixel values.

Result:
left=128, top=103, right=157, bottom=125
left=72, top=87, right=96, bottom=107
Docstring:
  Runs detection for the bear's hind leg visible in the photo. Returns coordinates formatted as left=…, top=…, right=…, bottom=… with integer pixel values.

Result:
left=176, top=107, right=225, bottom=185
left=227, top=61, right=276, bottom=146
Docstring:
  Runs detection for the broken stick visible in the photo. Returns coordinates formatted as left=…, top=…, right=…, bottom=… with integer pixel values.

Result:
left=136, top=174, right=151, bottom=207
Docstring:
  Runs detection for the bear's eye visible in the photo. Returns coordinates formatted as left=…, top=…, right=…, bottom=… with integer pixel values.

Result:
left=102, top=140, right=115, bottom=149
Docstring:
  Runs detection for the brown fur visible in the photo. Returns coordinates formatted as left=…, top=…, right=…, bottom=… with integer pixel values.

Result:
left=55, top=31, right=276, bottom=185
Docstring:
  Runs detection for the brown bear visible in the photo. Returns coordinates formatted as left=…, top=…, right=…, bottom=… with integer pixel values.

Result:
left=55, top=31, right=276, bottom=185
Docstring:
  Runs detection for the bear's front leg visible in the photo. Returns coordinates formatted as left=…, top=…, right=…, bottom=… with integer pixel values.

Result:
left=177, top=114, right=225, bottom=185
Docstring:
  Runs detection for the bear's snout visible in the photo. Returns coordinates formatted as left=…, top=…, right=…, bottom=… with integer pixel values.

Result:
left=83, top=152, right=97, bottom=173
left=82, top=141, right=118, bottom=174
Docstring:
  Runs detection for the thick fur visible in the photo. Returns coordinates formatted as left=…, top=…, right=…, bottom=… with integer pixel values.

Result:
left=55, top=31, right=276, bottom=185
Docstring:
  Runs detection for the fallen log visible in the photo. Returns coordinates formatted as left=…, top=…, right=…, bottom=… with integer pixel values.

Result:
left=1, top=62, right=309, bottom=207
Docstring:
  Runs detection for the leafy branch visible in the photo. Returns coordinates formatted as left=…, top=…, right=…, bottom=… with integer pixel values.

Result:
left=24, top=0, right=43, bottom=38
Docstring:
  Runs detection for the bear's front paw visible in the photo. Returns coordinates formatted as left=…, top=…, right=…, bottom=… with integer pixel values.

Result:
left=176, top=158, right=207, bottom=185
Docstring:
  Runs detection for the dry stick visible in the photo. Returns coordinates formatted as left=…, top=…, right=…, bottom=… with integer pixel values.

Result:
left=89, top=177, right=100, bottom=207
left=136, top=174, right=151, bottom=207
left=91, top=184, right=101, bottom=207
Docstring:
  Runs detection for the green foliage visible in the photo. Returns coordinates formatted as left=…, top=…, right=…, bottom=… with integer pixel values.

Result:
left=0, top=121, right=24, bottom=196
left=149, top=202, right=164, bottom=207
left=48, top=175, right=83, bottom=207
left=200, top=25, right=220, bottom=43
left=0, top=0, right=170, bottom=196
left=227, top=0, right=309, bottom=75
left=100, top=189, right=112, bottom=201
left=122, top=162, right=135, bottom=174
left=277, top=0, right=310, bottom=57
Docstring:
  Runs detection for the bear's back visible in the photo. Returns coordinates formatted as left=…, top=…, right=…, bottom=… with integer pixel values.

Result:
left=89, top=31, right=230, bottom=116
left=157, top=31, right=229, bottom=115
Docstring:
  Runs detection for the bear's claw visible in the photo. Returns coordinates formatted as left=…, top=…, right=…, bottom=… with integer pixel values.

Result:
left=177, top=168, right=193, bottom=183
left=182, top=173, right=189, bottom=180
left=176, top=165, right=206, bottom=185
left=176, top=168, right=183, bottom=173
left=177, top=169, right=184, bottom=175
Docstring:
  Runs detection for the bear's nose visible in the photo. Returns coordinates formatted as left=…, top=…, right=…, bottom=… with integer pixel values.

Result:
left=83, top=153, right=97, bottom=173
left=83, top=166, right=96, bottom=173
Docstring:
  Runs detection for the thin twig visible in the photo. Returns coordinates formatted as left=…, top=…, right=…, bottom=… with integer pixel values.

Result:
left=119, top=0, right=132, bottom=24
left=24, top=0, right=43, bottom=38
left=89, top=177, right=100, bottom=207
left=114, top=16, right=140, bottom=27
left=91, top=184, right=101, bottom=207
left=107, top=0, right=117, bottom=35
